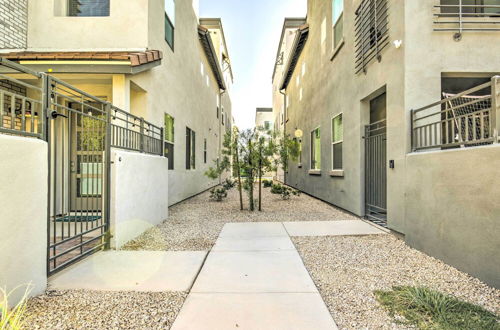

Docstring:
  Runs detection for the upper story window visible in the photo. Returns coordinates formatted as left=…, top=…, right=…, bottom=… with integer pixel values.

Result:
left=354, top=0, right=389, bottom=74
left=332, top=0, right=344, bottom=50
left=165, top=0, right=175, bottom=50
left=68, top=0, right=110, bottom=17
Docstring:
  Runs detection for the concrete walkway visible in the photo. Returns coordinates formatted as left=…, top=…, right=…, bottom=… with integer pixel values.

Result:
left=171, top=222, right=338, bottom=330
left=49, top=251, right=207, bottom=292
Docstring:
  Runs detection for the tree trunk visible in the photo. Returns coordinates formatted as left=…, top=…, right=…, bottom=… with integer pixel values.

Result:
left=258, top=151, right=262, bottom=212
left=248, top=139, right=254, bottom=212
left=235, top=144, right=243, bottom=211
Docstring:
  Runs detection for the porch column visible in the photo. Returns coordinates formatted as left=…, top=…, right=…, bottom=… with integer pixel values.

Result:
left=112, top=74, right=130, bottom=112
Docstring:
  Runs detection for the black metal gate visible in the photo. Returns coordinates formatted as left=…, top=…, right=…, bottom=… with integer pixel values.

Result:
left=47, top=76, right=111, bottom=274
left=365, top=119, right=387, bottom=227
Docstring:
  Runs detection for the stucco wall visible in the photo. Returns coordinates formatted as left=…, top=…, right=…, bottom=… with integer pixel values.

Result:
left=27, top=0, right=149, bottom=51
left=405, top=146, right=500, bottom=288
left=0, top=0, right=28, bottom=49
left=0, top=134, right=47, bottom=305
left=283, top=0, right=405, bottom=220
left=110, top=149, right=169, bottom=248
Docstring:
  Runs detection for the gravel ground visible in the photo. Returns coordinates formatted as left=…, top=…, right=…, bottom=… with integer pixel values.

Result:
left=26, top=290, right=187, bottom=330
left=123, top=186, right=358, bottom=251
left=293, top=235, right=500, bottom=330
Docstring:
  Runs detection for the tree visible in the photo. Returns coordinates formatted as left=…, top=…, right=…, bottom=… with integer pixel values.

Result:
left=271, top=130, right=300, bottom=179
left=204, top=128, right=244, bottom=210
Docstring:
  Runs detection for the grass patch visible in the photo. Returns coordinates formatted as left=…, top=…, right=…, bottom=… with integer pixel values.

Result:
left=374, top=286, right=499, bottom=330
left=1, top=286, right=30, bottom=330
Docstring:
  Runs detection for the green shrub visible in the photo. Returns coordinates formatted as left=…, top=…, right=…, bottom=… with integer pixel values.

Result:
left=262, top=179, right=273, bottom=188
left=374, top=286, right=500, bottom=330
left=222, top=178, right=236, bottom=190
left=270, top=183, right=301, bottom=200
left=209, top=187, right=228, bottom=202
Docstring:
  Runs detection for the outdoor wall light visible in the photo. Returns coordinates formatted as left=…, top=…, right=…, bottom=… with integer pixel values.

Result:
left=294, top=128, right=303, bottom=138
left=393, top=40, right=403, bottom=49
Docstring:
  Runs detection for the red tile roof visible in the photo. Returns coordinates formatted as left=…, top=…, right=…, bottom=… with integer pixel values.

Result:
left=2, top=50, right=162, bottom=67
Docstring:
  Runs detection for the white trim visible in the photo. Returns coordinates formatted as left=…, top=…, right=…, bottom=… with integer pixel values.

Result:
left=310, top=126, right=321, bottom=170
left=331, top=113, right=343, bottom=171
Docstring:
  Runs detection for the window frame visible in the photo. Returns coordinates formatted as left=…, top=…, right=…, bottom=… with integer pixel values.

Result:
left=68, top=0, right=110, bottom=17
left=186, top=127, right=196, bottom=170
left=332, top=0, right=345, bottom=54
left=310, top=127, right=321, bottom=170
left=331, top=113, right=343, bottom=171
left=164, top=113, right=175, bottom=170
left=164, top=0, right=175, bottom=51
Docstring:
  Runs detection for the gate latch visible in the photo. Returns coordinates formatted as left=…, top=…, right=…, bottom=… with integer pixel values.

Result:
left=50, top=111, right=68, bottom=119
left=389, top=160, right=395, bottom=169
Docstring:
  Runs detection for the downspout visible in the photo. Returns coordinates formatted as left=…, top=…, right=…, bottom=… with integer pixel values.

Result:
left=279, top=88, right=287, bottom=185
left=218, top=88, right=226, bottom=184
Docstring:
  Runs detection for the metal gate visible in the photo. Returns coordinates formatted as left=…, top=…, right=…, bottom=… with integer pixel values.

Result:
left=47, top=76, right=111, bottom=274
left=365, top=119, right=387, bottom=227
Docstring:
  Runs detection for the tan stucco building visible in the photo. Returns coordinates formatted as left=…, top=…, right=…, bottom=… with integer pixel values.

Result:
left=272, top=0, right=500, bottom=288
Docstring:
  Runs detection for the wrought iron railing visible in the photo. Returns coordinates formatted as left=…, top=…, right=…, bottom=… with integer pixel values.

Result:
left=434, top=2, right=500, bottom=37
left=355, top=0, right=389, bottom=74
left=0, top=57, right=163, bottom=156
left=111, top=106, right=163, bottom=156
left=411, top=77, right=500, bottom=151
left=0, top=57, right=46, bottom=139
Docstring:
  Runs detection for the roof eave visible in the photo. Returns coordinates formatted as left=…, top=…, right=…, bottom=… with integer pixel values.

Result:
left=198, top=25, right=226, bottom=91
left=279, top=24, right=309, bottom=91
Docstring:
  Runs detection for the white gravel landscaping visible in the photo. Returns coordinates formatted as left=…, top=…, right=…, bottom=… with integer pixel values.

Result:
left=122, top=187, right=358, bottom=251
left=26, top=290, right=187, bottom=330
left=292, top=235, right=500, bottom=330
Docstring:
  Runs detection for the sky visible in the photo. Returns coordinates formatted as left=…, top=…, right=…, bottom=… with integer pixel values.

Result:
left=200, top=0, right=307, bottom=129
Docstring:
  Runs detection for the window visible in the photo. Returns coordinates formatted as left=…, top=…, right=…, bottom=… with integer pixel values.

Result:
left=217, top=106, right=219, bottom=119
left=164, top=114, right=174, bottom=170
left=204, top=138, right=207, bottom=164
left=311, top=127, right=321, bottom=170
left=68, top=0, right=110, bottom=16
left=222, top=112, right=225, bottom=125
left=332, top=0, right=344, bottom=49
left=165, top=0, right=175, bottom=50
left=355, top=0, right=389, bottom=74
left=186, top=127, right=195, bottom=170
left=264, top=121, right=271, bottom=130
left=331, top=114, right=343, bottom=170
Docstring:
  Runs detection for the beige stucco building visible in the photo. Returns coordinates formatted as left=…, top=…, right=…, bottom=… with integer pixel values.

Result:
left=0, top=0, right=233, bottom=303
left=255, top=107, right=273, bottom=130
left=272, top=0, right=500, bottom=288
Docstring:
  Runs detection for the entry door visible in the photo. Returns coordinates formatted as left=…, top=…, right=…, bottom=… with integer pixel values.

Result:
left=365, top=93, right=387, bottom=226
left=69, top=102, right=105, bottom=212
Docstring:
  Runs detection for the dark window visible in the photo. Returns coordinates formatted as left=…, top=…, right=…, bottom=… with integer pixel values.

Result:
left=331, top=114, right=343, bottom=170
left=217, top=106, right=219, bottom=119
left=68, top=0, right=110, bottom=17
left=186, top=127, right=196, bottom=170
left=165, top=142, right=174, bottom=170
left=165, top=14, right=175, bottom=50
left=204, top=138, right=207, bottom=164
left=164, top=0, right=175, bottom=50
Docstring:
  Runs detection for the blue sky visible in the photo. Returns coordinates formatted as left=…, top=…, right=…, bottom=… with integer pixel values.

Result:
left=200, top=0, right=307, bottom=129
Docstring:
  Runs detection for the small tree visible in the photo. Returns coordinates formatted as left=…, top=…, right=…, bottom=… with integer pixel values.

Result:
left=255, top=127, right=275, bottom=211
left=271, top=130, right=300, bottom=179
left=204, top=128, right=244, bottom=210
left=239, top=129, right=258, bottom=211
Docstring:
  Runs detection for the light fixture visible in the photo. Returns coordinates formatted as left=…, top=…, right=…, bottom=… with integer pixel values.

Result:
left=393, top=40, right=403, bottom=49
left=294, top=128, right=303, bottom=138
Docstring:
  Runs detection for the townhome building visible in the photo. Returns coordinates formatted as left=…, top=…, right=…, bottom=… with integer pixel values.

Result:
left=255, top=107, right=273, bottom=130
left=272, top=0, right=500, bottom=288
left=0, top=0, right=233, bottom=303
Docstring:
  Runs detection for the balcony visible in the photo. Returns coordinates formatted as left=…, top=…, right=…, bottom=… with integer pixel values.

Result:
left=411, top=76, right=500, bottom=151
left=434, top=1, right=500, bottom=39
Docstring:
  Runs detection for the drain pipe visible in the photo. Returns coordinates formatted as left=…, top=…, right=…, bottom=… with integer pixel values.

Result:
left=218, top=88, right=226, bottom=184
left=279, top=88, right=287, bottom=185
